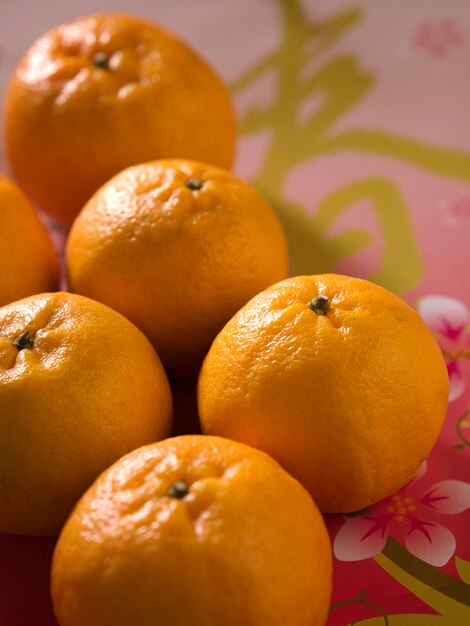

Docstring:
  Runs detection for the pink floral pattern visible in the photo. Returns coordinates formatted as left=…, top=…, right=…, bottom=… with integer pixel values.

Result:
left=447, top=197, right=470, bottom=221
left=334, top=462, right=470, bottom=567
left=417, top=295, right=470, bottom=402
left=415, top=20, right=465, bottom=58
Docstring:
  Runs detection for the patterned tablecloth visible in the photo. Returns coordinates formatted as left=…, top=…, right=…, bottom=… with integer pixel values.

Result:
left=1, top=1, right=469, bottom=624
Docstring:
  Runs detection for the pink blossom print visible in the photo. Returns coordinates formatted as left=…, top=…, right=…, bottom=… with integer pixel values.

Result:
left=447, top=197, right=470, bottom=222
left=334, top=462, right=470, bottom=567
left=415, top=20, right=465, bottom=58
left=417, top=295, right=470, bottom=402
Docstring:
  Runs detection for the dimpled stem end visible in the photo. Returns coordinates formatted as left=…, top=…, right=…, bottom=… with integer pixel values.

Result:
left=307, top=295, right=330, bottom=316
left=185, top=178, right=204, bottom=191
left=13, top=330, right=34, bottom=350
left=92, top=52, right=110, bottom=70
left=168, top=480, right=190, bottom=499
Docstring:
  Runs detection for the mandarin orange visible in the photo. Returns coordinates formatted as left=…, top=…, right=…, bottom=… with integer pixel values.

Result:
left=51, top=435, right=332, bottom=626
left=0, top=292, right=172, bottom=535
left=0, top=174, right=59, bottom=307
left=66, top=159, right=289, bottom=379
left=5, top=13, right=236, bottom=224
left=198, top=274, right=449, bottom=512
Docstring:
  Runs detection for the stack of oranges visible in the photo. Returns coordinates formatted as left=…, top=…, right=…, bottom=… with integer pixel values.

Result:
left=0, top=13, right=448, bottom=626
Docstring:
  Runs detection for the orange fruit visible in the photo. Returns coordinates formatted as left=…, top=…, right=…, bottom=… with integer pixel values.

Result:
left=66, top=159, right=289, bottom=379
left=51, top=435, right=332, bottom=626
left=0, top=174, right=59, bottom=307
left=198, top=274, right=449, bottom=513
left=4, top=13, right=237, bottom=225
left=0, top=292, right=172, bottom=535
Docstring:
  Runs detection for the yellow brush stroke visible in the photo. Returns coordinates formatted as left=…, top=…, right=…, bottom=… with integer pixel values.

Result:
left=232, top=0, right=470, bottom=293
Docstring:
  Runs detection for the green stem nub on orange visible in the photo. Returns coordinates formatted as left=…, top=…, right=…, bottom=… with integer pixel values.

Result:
left=92, top=52, right=110, bottom=70
left=168, top=480, right=189, bottom=499
left=307, top=295, right=330, bottom=316
left=13, top=330, right=34, bottom=351
left=185, top=178, right=203, bottom=191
